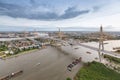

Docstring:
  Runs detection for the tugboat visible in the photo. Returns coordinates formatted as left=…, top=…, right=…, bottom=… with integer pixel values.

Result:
left=10, top=70, right=23, bottom=77
left=0, top=70, right=23, bottom=80
left=86, top=51, right=91, bottom=54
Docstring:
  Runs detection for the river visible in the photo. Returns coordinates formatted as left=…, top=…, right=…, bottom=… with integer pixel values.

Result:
left=0, top=46, right=82, bottom=80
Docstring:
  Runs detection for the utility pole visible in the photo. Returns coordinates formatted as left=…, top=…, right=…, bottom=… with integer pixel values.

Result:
left=98, top=25, right=104, bottom=62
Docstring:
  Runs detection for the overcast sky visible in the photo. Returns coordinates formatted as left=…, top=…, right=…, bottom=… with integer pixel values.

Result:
left=0, top=0, right=120, bottom=31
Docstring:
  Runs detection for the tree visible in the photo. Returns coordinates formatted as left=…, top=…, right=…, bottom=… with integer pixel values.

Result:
left=66, top=77, right=72, bottom=80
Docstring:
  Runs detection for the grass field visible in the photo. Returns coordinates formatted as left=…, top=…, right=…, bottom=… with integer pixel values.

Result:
left=104, top=54, right=120, bottom=64
left=74, top=61, right=120, bottom=80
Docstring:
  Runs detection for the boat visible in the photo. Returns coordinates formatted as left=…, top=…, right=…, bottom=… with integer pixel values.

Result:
left=67, top=57, right=82, bottom=71
left=86, top=51, right=91, bottom=54
left=10, top=70, right=23, bottom=77
left=0, top=70, right=23, bottom=80
left=74, top=47, right=79, bottom=49
left=35, top=63, right=41, bottom=66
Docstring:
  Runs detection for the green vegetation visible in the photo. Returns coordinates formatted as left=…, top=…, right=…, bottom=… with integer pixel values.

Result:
left=12, top=46, right=40, bottom=55
left=3, top=48, right=39, bottom=59
left=0, top=53, right=4, bottom=56
left=74, top=61, right=120, bottom=80
left=72, top=36, right=88, bottom=40
left=71, top=35, right=99, bottom=42
left=66, top=77, right=72, bottom=80
left=2, top=46, right=40, bottom=59
left=115, top=50, right=120, bottom=54
left=104, top=54, right=120, bottom=64
left=0, top=45, right=8, bottom=51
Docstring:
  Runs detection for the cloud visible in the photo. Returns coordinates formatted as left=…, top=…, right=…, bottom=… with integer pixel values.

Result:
left=0, top=2, right=24, bottom=16
left=30, top=0, right=37, bottom=6
left=92, top=6, right=101, bottom=12
left=0, top=2, right=90, bottom=20
left=0, top=0, right=120, bottom=31
left=30, top=0, right=36, bottom=4
left=60, top=7, right=90, bottom=19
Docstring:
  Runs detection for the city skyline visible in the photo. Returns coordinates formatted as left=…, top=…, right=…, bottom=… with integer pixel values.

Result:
left=0, top=0, right=120, bottom=31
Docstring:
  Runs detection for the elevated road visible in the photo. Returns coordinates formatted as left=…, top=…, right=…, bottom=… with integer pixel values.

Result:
left=0, top=37, right=37, bottom=41
left=39, top=37, right=120, bottom=59
left=78, top=43, right=120, bottom=58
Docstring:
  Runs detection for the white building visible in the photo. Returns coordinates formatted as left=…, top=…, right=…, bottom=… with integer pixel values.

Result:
left=32, top=32, right=49, bottom=37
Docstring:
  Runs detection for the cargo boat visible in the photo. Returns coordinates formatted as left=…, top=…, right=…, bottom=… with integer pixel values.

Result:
left=0, top=70, right=23, bottom=80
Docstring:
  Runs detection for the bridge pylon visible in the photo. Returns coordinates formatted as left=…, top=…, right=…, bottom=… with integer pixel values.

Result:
left=58, top=27, right=62, bottom=40
left=98, top=25, right=104, bottom=62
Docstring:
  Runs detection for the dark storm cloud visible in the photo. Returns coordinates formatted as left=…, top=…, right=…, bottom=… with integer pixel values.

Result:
left=60, top=7, right=90, bottom=19
left=0, top=1, right=91, bottom=20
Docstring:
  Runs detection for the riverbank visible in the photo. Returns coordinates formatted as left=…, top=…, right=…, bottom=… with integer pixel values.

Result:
left=0, top=47, right=46, bottom=60
left=74, top=61, right=120, bottom=80
left=1, top=49, right=39, bottom=60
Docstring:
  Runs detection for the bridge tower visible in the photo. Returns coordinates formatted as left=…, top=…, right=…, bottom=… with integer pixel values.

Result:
left=24, top=30, right=27, bottom=37
left=58, top=27, right=62, bottom=39
left=98, top=25, right=104, bottom=62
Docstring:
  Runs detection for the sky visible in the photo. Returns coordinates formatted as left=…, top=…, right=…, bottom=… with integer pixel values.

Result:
left=0, top=0, right=120, bottom=31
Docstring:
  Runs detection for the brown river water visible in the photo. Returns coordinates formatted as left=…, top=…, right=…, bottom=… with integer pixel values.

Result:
left=0, top=46, right=82, bottom=80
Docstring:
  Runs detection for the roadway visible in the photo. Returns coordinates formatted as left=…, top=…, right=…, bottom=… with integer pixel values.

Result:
left=46, top=37, right=120, bottom=59
left=78, top=43, right=120, bottom=58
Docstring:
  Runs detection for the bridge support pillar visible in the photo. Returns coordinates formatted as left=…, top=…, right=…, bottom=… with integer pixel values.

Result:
left=98, top=25, right=104, bottom=62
